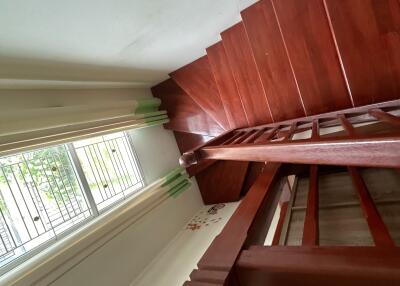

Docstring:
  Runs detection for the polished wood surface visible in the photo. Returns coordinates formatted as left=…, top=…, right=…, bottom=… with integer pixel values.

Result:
left=183, top=282, right=222, bottom=286
left=241, top=162, right=266, bottom=196
left=207, top=42, right=249, bottom=128
left=152, top=0, right=400, bottom=219
left=325, top=0, right=400, bottom=106
left=272, top=0, right=352, bottom=114
left=170, top=56, right=229, bottom=129
left=221, top=22, right=273, bottom=125
left=195, top=160, right=249, bottom=204
left=189, top=269, right=228, bottom=284
left=200, top=134, right=400, bottom=168
left=242, top=0, right=306, bottom=120
left=369, top=108, right=400, bottom=126
left=302, top=165, right=319, bottom=245
left=272, top=202, right=288, bottom=245
left=348, top=167, right=395, bottom=247
left=197, top=163, right=281, bottom=270
left=151, top=79, right=224, bottom=136
left=236, top=246, right=400, bottom=286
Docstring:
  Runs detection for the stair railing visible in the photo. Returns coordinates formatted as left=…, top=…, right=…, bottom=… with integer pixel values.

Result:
left=180, top=99, right=400, bottom=169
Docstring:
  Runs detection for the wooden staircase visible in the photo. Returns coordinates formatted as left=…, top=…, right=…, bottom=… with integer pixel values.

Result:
left=181, top=102, right=400, bottom=285
left=152, top=0, right=400, bottom=204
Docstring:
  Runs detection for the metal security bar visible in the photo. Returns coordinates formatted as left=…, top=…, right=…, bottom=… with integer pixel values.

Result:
left=0, top=145, right=90, bottom=268
left=0, top=131, right=145, bottom=271
left=72, top=132, right=145, bottom=212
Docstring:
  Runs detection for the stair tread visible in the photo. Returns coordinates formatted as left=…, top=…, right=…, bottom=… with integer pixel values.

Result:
left=242, top=0, right=306, bottom=120
left=152, top=79, right=224, bottom=136
left=221, top=22, right=273, bottom=125
left=207, top=41, right=249, bottom=128
left=170, top=56, right=230, bottom=130
left=324, top=0, right=400, bottom=106
left=272, top=0, right=352, bottom=115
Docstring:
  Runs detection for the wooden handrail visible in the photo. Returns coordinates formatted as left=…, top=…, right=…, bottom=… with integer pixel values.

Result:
left=198, top=133, right=400, bottom=168
left=185, top=163, right=282, bottom=285
left=236, top=246, right=400, bottom=285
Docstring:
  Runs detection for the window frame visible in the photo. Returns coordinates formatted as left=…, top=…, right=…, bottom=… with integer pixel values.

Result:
left=0, top=131, right=145, bottom=275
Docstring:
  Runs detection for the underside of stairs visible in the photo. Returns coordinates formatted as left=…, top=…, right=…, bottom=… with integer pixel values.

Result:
left=152, top=0, right=400, bottom=204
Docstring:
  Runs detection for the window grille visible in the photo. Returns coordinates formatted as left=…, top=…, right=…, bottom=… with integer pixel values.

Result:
left=0, top=131, right=144, bottom=271
left=72, top=132, right=144, bottom=212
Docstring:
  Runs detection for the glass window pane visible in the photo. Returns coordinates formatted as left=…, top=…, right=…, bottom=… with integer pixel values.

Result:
left=73, top=132, right=145, bottom=212
left=0, top=145, right=91, bottom=268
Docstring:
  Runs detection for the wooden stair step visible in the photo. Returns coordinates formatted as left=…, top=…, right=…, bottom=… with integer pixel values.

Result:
left=221, top=22, right=273, bottom=125
left=170, top=56, right=230, bottom=130
left=324, top=0, right=400, bottom=106
left=241, top=0, right=306, bottom=120
left=272, top=0, right=352, bottom=115
left=151, top=79, right=224, bottom=136
left=207, top=41, right=249, bottom=128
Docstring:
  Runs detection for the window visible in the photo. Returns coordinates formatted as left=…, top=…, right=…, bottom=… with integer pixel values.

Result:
left=0, top=131, right=144, bottom=271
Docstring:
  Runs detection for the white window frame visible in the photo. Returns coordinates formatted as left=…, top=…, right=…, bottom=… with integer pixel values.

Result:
left=0, top=131, right=145, bottom=276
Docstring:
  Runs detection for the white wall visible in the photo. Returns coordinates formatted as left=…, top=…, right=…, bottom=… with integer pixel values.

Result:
left=131, top=202, right=239, bottom=286
left=48, top=127, right=203, bottom=286
left=0, top=88, right=153, bottom=135
left=129, top=125, right=183, bottom=183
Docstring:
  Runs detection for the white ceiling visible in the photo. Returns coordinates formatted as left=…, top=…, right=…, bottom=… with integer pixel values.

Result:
left=0, top=0, right=257, bottom=87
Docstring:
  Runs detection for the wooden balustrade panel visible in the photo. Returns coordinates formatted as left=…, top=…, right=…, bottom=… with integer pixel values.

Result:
left=242, top=0, right=306, bottom=120
left=221, top=22, right=273, bottom=125
left=325, top=0, right=400, bottom=106
left=272, top=0, right=352, bottom=114
left=195, top=160, right=249, bottom=204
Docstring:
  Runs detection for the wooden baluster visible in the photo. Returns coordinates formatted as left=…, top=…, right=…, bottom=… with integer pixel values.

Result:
left=338, top=114, right=357, bottom=137
left=348, top=167, right=395, bottom=247
left=340, top=112, right=394, bottom=247
left=302, top=118, right=320, bottom=245
left=302, top=165, right=319, bottom=246
left=242, top=127, right=269, bottom=144
left=369, top=108, right=400, bottom=127
left=272, top=202, right=288, bottom=246
left=282, top=122, right=297, bottom=141
left=254, top=126, right=279, bottom=143
left=221, top=131, right=245, bottom=145
left=311, top=119, right=319, bottom=140
left=230, top=130, right=255, bottom=145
